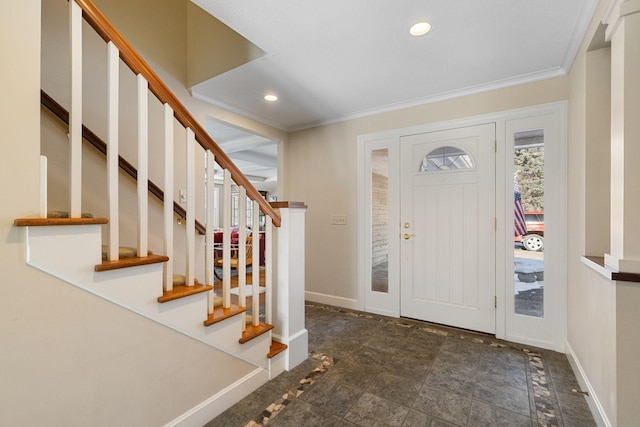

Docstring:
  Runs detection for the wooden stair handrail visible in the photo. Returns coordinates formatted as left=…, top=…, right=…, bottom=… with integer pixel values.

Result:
left=73, top=0, right=281, bottom=227
left=41, top=90, right=206, bottom=235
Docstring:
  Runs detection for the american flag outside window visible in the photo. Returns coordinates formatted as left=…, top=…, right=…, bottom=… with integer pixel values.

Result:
left=514, top=175, right=527, bottom=237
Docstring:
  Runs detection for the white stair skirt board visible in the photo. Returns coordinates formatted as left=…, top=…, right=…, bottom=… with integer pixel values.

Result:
left=202, top=312, right=270, bottom=369
left=230, top=284, right=265, bottom=296
left=22, top=224, right=269, bottom=367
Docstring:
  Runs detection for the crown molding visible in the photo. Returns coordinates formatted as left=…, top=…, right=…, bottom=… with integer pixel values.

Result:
left=603, top=0, right=640, bottom=41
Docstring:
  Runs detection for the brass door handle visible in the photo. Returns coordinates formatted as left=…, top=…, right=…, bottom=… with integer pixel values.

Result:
left=404, top=233, right=415, bottom=240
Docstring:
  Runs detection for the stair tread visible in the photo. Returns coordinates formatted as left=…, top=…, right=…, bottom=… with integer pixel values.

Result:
left=157, top=282, right=213, bottom=303
left=14, top=217, right=108, bottom=226
left=239, top=322, right=274, bottom=344
left=267, top=340, right=287, bottom=358
left=95, top=254, right=169, bottom=272
left=203, top=304, right=246, bottom=326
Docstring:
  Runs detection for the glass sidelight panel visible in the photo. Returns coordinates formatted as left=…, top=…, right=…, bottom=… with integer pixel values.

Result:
left=513, top=130, right=545, bottom=317
left=371, top=149, right=389, bottom=293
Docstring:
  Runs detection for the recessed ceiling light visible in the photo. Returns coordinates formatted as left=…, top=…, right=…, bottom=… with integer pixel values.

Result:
left=410, top=21, right=431, bottom=36
left=264, top=94, right=278, bottom=102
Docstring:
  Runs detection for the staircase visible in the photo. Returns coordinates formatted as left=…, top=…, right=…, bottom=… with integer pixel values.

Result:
left=11, top=0, right=306, bottom=424
left=15, top=215, right=277, bottom=369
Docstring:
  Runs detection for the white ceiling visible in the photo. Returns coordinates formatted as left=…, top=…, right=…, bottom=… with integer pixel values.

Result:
left=192, top=0, right=598, bottom=132
left=205, top=119, right=278, bottom=183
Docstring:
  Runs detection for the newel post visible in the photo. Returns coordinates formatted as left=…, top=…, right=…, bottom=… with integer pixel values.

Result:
left=271, top=201, right=308, bottom=370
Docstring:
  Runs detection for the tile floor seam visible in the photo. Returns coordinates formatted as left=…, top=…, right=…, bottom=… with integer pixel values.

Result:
left=472, top=394, right=542, bottom=425
left=524, top=352, right=538, bottom=425
left=243, top=352, right=336, bottom=426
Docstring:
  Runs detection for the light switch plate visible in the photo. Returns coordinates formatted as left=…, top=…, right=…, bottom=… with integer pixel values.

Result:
left=331, top=214, right=346, bottom=225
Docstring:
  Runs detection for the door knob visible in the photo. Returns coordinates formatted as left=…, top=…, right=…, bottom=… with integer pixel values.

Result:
left=404, top=233, right=415, bottom=240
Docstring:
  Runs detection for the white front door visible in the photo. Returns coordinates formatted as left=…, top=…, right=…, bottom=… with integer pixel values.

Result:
left=400, top=123, right=496, bottom=333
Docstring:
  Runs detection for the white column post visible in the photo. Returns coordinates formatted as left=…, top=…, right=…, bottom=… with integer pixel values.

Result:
left=604, top=0, right=640, bottom=273
left=272, top=202, right=308, bottom=370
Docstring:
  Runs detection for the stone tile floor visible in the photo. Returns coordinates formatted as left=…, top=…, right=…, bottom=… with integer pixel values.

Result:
left=205, top=302, right=596, bottom=427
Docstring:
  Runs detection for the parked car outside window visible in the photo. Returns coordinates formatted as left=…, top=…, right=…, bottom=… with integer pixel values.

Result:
left=515, top=211, right=544, bottom=251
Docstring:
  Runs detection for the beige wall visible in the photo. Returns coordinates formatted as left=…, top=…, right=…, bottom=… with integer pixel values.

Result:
left=566, top=0, right=640, bottom=425
left=13, top=0, right=640, bottom=424
left=187, top=1, right=265, bottom=88
left=88, top=0, right=284, bottom=144
left=0, top=1, right=258, bottom=425
left=284, top=2, right=639, bottom=424
left=585, top=46, right=611, bottom=256
left=565, top=2, right=618, bottom=424
left=93, top=0, right=188, bottom=86
left=286, top=77, right=569, bottom=301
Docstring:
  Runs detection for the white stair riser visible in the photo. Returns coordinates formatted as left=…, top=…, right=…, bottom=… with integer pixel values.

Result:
left=268, top=351, right=286, bottom=379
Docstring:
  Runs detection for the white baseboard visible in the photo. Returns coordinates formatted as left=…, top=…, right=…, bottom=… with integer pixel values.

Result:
left=305, top=291, right=360, bottom=310
left=165, top=367, right=269, bottom=427
left=565, top=341, right=612, bottom=427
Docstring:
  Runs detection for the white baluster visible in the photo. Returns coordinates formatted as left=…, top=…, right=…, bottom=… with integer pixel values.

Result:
left=252, top=200, right=260, bottom=326
left=40, top=156, right=47, bottom=218
left=107, top=41, right=119, bottom=261
left=186, top=128, right=196, bottom=286
left=265, top=215, right=273, bottom=325
left=238, top=187, right=247, bottom=330
left=69, top=0, right=82, bottom=218
left=163, top=104, right=174, bottom=291
left=222, top=169, right=231, bottom=308
left=137, top=74, right=148, bottom=257
left=205, top=149, right=215, bottom=313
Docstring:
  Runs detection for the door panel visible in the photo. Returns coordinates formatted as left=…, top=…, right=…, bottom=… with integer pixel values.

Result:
left=401, top=124, right=496, bottom=333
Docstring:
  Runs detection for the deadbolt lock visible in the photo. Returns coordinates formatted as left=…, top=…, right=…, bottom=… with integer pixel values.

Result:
left=404, top=222, right=411, bottom=229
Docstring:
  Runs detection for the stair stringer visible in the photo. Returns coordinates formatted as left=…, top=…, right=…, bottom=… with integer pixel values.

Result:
left=23, top=224, right=271, bottom=369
